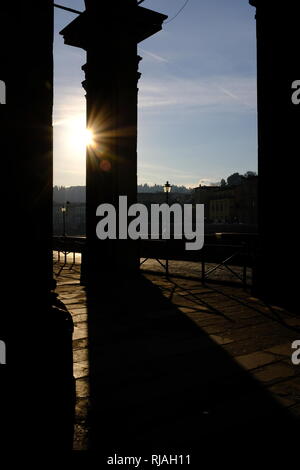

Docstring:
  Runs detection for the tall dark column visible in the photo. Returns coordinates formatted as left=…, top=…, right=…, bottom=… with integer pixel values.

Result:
left=60, top=0, right=167, bottom=284
left=1, top=2, right=53, bottom=301
left=1, top=2, right=74, bottom=450
left=250, top=1, right=300, bottom=311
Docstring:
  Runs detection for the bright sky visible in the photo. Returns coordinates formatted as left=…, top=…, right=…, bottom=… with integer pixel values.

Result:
left=54, top=0, right=257, bottom=188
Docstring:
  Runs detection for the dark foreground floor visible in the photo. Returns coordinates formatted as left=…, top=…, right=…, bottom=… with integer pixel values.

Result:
left=54, top=258, right=300, bottom=460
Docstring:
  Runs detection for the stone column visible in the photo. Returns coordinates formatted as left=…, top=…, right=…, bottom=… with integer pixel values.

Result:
left=0, top=1, right=76, bottom=450
left=60, top=0, right=167, bottom=285
left=1, top=3, right=53, bottom=299
left=250, top=0, right=300, bottom=311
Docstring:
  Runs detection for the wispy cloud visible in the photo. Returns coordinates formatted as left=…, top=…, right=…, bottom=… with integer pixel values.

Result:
left=53, top=89, right=85, bottom=124
left=53, top=113, right=85, bottom=128
left=138, top=162, right=223, bottom=187
left=138, top=75, right=256, bottom=112
left=139, top=162, right=196, bottom=179
left=197, top=178, right=220, bottom=187
left=217, top=85, right=255, bottom=109
left=138, top=162, right=221, bottom=187
left=139, top=48, right=169, bottom=63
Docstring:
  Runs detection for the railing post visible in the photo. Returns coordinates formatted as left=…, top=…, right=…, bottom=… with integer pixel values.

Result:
left=201, top=246, right=206, bottom=284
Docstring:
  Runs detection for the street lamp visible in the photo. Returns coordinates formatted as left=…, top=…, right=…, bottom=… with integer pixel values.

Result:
left=163, top=181, right=172, bottom=204
left=61, top=206, right=66, bottom=237
left=60, top=201, right=70, bottom=237
left=163, top=181, right=172, bottom=278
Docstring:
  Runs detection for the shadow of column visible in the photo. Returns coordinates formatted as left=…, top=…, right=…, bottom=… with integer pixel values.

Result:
left=85, top=273, right=298, bottom=457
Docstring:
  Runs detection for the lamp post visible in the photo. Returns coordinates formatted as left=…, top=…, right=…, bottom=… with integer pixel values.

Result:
left=163, top=181, right=172, bottom=204
left=61, top=206, right=66, bottom=237
left=61, top=201, right=70, bottom=237
left=163, top=181, right=172, bottom=278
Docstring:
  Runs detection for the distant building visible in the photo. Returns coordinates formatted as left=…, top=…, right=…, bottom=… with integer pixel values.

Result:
left=234, top=175, right=258, bottom=225
left=193, top=176, right=258, bottom=224
left=210, top=198, right=236, bottom=223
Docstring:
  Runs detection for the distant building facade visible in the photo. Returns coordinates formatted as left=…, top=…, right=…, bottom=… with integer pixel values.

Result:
left=193, top=175, right=258, bottom=225
left=210, top=198, right=236, bottom=223
left=54, top=180, right=257, bottom=236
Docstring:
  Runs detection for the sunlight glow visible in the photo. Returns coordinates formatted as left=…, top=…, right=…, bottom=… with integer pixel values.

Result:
left=85, top=128, right=95, bottom=147
left=64, top=115, right=96, bottom=150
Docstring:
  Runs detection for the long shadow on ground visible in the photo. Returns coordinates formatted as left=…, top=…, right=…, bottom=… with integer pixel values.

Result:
left=85, top=273, right=298, bottom=457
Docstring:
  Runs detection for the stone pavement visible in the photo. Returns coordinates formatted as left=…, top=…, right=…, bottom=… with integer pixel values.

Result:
left=53, top=256, right=300, bottom=452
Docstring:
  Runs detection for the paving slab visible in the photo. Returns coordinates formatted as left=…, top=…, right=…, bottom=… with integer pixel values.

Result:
left=266, top=343, right=294, bottom=357
left=231, top=351, right=278, bottom=370
left=253, top=361, right=296, bottom=383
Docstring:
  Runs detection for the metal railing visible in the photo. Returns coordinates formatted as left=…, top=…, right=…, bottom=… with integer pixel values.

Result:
left=53, top=233, right=258, bottom=287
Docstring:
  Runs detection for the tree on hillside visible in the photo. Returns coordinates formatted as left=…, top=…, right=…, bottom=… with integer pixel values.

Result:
left=244, top=171, right=257, bottom=178
left=227, top=173, right=243, bottom=186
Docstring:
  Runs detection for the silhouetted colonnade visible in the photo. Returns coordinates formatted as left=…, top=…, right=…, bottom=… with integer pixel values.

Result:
left=0, top=0, right=299, bottom=451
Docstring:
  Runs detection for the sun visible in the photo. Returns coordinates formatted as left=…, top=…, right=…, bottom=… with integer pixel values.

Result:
left=84, top=128, right=95, bottom=147
left=66, top=115, right=96, bottom=149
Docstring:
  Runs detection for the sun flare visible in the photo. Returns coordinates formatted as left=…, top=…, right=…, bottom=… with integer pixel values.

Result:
left=84, top=128, right=95, bottom=147
left=65, top=115, right=96, bottom=150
